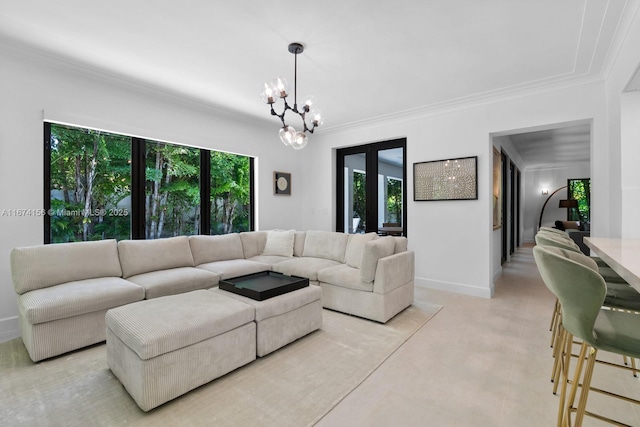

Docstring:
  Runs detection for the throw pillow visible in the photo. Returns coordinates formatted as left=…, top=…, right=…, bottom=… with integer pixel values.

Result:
left=345, top=233, right=377, bottom=268
left=262, top=229, right=295, bottom=257
left=360, top=236, right=396, bottom=283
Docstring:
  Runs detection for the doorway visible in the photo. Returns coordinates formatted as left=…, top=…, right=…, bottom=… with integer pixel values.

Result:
left=336, top=138, right=407, bottom=236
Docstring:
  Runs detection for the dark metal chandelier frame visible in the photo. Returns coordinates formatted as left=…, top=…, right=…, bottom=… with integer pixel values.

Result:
left=260, top=42, right=323, bottom=149
left=269, top=43, right=317, bottom=134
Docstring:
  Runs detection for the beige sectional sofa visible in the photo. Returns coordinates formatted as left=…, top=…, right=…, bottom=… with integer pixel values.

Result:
left=10, top=240, right=145, bottom=362
left=11, top=230, right=414, bottom=362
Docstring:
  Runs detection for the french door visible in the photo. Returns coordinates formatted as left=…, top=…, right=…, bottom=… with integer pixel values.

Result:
left=336, top=138, right=407, bottom=236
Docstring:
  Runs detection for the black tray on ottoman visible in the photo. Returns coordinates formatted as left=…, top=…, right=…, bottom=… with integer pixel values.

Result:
left=218, top=271, right=309, bottom=301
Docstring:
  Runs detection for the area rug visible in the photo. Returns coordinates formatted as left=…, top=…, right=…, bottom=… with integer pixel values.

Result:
left=0, top=303, right=441, bottom=427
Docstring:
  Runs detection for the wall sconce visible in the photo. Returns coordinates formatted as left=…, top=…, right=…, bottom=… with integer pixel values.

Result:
left=541, top=188, right=549, bottom=195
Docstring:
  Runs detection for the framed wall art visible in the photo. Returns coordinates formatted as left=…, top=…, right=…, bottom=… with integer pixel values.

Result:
left=413, top=156, right=478, bottom=201
left=274, top=171, right=291, bottom=195
left=492, top=148, right=502, bottom=229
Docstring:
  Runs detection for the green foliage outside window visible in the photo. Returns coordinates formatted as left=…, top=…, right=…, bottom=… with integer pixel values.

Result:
left=145, top=142, right=200, bottom=238
left=50, top=125, right=131, bottom=242
left=49, top=123, right=251, bottom=242
left=568, top=178, right=590, bottom=224
left=210, top=152, right=250, bottom=234
left=352, top=171, right=366, bottom=233
left=386, top=178, right=402, bottom=225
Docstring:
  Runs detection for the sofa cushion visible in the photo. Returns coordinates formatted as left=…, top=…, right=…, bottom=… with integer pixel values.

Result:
left=118, top=236, right=194, bottom=278
left=18, top=277, right=144, bottom=324
left=126, top=267, right=219, bottom=299
left=11, top=239, right=122, bottom=294
left=262, top=229, right=295, bottom=257
left=272, top=257, right=342, bottom=282
left=211, top=285, right=321, bottom=322
left=189, top=234, right=245, bottom=266
left=302, top=230, right=349, bottom=263
left=393, top=236, right=408, bottom=253
left=345, top=233, right=377, bottom=268
left=293, top=231, right=306, bottom=257
left=360, top=236, right=396, bottom=283
left=318, top=264, right=374, bottom=292
left=239, top=231, right=268, bottom=259
left=196, top=259, right=270, bottom=280
left=105, top=290, right=255, bottom=361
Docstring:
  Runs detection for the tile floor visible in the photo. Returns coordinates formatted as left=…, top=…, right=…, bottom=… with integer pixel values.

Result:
left=316, top=244, right=640, bottom=426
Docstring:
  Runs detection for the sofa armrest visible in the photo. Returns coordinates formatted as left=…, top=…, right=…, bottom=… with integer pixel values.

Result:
left=372, top=251, right=415, bottom=294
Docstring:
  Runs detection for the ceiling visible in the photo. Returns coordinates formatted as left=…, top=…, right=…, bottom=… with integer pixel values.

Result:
left=0, top=1, right=633, bottom=133
left=505, top=122, right=592, bottom=170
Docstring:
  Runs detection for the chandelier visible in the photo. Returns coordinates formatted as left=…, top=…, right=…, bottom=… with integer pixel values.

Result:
left=260, top=42, right=324, bottom=150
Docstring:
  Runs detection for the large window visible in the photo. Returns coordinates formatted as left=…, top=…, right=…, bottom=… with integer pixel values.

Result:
left=45, top=123, right=253, bottom=243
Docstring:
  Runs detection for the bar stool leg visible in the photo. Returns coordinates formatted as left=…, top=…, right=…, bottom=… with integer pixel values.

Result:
left=552, top=325, right=566, bottom=393
left=562, top=342, right=588, bottom=426
left=573, top=347, right=598, bottom=427
left=557, top=328, right=576, bottom=427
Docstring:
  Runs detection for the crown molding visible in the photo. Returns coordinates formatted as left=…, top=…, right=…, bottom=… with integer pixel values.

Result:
left=320, top=74, right=606, bottom=135
left=0, top=29, right=610, bottom=137
left=600, top=0, right=640, bottom=80
left=0, top=34, right=273, bottom=130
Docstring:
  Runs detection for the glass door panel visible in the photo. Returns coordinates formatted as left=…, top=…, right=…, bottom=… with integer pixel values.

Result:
left=377, top=147, right=404, bottom=236
left=343, top=153, right=367, bottom=233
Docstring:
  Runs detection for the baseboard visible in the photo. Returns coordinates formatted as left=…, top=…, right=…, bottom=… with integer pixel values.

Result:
left=0, top=316, right=20, bottom=343
left=415, top=277, right=492, bottom=299
left=493, top=266, right=503, bottom=284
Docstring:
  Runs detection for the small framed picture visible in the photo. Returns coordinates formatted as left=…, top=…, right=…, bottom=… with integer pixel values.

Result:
left=274, top=172, right=291, bottom=195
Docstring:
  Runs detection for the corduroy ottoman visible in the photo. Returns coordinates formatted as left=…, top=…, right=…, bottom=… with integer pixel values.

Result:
left=210, top=284, right=322, bottom=357
left=106, top=290, right=256, bottom=411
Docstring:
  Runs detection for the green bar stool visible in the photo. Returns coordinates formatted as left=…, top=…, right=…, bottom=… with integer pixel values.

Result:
left=533, top=245, right=640, bottom=427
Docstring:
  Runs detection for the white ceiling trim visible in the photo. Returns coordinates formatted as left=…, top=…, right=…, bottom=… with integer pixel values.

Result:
left=600, top=0, right=640, bottom=79
left=322, top=76, right=605, bottom=134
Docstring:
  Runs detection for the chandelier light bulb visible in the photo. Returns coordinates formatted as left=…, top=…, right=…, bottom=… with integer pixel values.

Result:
left=260, top=81, right=279, bottom=104
left=279, top=125, right=296, bottom=146
left=271, top=77, right=289, bottom=98
left=291, top=131, right=308, bottom=150
left=310, top=109, right=324, bottom=127
left=301, top=95, right=315, bottom=112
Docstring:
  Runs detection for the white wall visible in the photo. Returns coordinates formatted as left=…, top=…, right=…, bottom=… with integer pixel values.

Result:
left=490, top=136, right=526, bottom=282
left=602, top=6, right=640, bottom=239
left=0, top=41, right=308, bottom=342
left=304, top=83, right=608, bottom=299
left=620, top=91, right=640, bottom=238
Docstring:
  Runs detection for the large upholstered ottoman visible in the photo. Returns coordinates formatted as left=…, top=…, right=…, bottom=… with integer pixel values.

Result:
left=211, top=285, right=322, bottom=357
left=105, top=290, right=256, bottom=411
